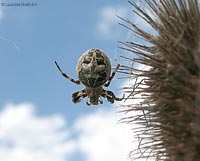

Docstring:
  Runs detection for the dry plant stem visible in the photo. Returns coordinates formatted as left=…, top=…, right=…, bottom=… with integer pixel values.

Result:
left=120, top=0, right=200, bottom=161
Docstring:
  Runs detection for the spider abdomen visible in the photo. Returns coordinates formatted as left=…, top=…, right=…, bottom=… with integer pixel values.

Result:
left=76, top=48, right=111, bottom=88
left=55, top=48, right=123, bottom=105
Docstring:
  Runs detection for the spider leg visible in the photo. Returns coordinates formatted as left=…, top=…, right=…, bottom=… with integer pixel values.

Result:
left=86, top=97, right=91, bottom=106
left=101, top=92, right=114, bottom=104
left=101, top=90, right=114, bottom=103
left=72, top=89, right=87, bottom=103
left=104, top=63, right=120, bottom=87
left=55, top=61, right=81, bottom=85
left=102, top=89, right=124, bottom=103
left=98, top=97, right=103, bottom=104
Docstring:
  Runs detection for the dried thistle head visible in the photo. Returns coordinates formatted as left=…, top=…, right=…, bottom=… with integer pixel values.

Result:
left=119, top=0, right=200, bottom=160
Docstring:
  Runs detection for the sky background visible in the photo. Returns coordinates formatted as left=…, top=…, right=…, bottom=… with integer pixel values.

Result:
left=0, top=0, right=154, bottom=161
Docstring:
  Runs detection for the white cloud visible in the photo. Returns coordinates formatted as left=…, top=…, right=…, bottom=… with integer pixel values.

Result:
left=120, top=64, right=152, bottom=128
left=96, top=3, right=157, bottom=41
left=0, top=102, right=148, bottom=161
left=122, top=64, right=151, bottom=105
left=96, top=5, right=130, bottom=40
left=120, top=64, right=157, bottom=161
left=0, top=103, right=76, bottom=161
left=74, top=109, right=133, bottom=161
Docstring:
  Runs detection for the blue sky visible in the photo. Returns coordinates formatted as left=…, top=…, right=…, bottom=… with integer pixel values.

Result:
left=0, top=0, right=131, bottom=119
left=0, top=0, right=154, bottom=161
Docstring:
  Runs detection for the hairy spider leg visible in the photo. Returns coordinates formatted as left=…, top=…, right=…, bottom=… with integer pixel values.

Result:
left=86, top=97, right=91, bottom=106
left=72, top=89, right=87, bottom=103
left=101, top=92, right=114, bottom=103
left=104, top=63, right=120, bottom=87
left=98, top=97, right=103, bottom=104
left=101, top=89, right=124, bottom=103
left=55, top=61, right=81, bottom=85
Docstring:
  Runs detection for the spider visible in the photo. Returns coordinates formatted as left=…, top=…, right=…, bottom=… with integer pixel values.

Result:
left=55, top=48, right=123, bottom=106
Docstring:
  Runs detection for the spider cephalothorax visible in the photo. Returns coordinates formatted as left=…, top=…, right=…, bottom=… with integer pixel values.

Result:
left=55, top=48, right=123, bottom=105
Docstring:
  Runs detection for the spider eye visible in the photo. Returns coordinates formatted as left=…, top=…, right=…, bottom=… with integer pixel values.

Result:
left=83, top=56, right=91, bottom=64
